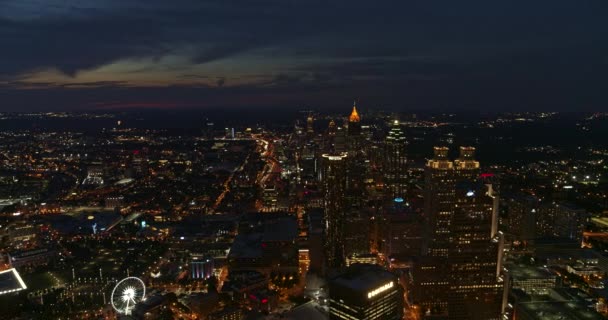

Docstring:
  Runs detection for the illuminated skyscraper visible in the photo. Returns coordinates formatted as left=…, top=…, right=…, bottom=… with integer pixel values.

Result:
left=384, top=119, right=407, bottom=201
left=343, top=210, right=369, bottom=258
left=307, top=113, right=314, bottom=135
left=319, top=104, right=370, bottom=267
left=344, top=103, right=366, bottom=204
left=328, top=119, right=337, bottom=136
left=413, top=147, right=454, bottom=313
left=423, top=146, right=482, bottom=257
left=380, top=205, right=422, bottom=258
left=413, top=147, right=503, bottom=319
left=424, top=146, right=457, bottom=258
left=447, top=182, right=502, bottom=320
left=454, top=146, right=480, bottom=180
left=347, top=101, right=361, bottom=136
left=321, top=152, right=349, bottom=271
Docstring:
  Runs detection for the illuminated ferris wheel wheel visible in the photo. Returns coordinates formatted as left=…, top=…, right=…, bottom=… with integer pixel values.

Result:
left=111, top=277, right=146, bottom=315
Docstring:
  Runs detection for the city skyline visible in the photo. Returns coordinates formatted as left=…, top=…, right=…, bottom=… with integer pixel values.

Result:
left=1, top=106, right=608, bottom=319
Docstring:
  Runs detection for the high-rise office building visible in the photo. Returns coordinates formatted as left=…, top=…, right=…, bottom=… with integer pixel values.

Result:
left=384, top=119, right=407, bottom=201
left=342, top=104, right=368, bottom=257
left=414, top=146, right=503, bottom=319
left=380, top=205, right=422, bottom=258
left=454, top=146, right=481, bottom=180
left=447, top=182, right=503, bottom=319
left=342, top=104, right=365, bottom=198
left=307, top=113, right=314, bottom=135
left=321, top=152, right=349, bottom=271
left=328, top=119, right=337, bottom=136
left=503, top=195, right=540, bottom=246
left=319, top=105, right=370, bottom=270
left=329, top=264, right=404, bottom=320
left=343, top=210, right=370, bottom=257
left=412, top=147, right=455, bottom=313
left=424, top=146, right=482, bottom=256
left=424, top=146, right=457, bottom=258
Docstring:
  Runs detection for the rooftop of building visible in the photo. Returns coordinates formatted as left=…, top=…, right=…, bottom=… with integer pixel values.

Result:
left=209, top=306, right=243, bottom=317
left=568, top=264, right=602, bottom=272
left=262, top=217, right=298, bottom=242
left=503, top=192, right=541, bottom=203
left=222, top=271, right=268, bottom=293
left=512, top=287, right=601, bottom=320
left=516, top=300, right=603, bottom=320
left=508, top=264, right=556, bottom=280
left=229, top=233, right=264, bottom=259
left=284, top=301, right=327, bottom=320
left=383, top=202, right=418, bottom=217
left=590, top=217, right=608, bottom=229
left=330, top=264, right=397, bottom=294
left=229, top=216, right=297, bottom=259
left=0, top=268, right=27, bottom=295
left=555, top=202, right=586, bottom=211
left=132, top=293, right=167, bottom=316
left=535, top=244, right=600, bottom=262
left=8, top=247, right=54, bottom=258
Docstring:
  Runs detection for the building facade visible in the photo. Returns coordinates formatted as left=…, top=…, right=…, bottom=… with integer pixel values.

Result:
left=384, top=120, right=407, bottom=201
left=329, top=264, right=404, bottom=320
left=414, top=146, right=503, bottom=319
left=322, top=152, right=349, bottom=271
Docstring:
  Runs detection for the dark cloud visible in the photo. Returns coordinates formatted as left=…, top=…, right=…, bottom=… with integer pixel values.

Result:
left=0, top=0, right=607, bottom=110
left=179, top=74, right=211, bottom=79
left=269, top=73, right=307, bottom=86
left=59, top=81, right=130, bottom=88
left=216, top=77, right=226, bottom=87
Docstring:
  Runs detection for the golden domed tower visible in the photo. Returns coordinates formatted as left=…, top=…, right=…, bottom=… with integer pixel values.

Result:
left=349, top=104, right=360, bottom=123
left=348, top=101, right=361, bottom=136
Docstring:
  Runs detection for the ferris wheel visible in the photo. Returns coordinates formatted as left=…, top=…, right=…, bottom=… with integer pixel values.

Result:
left=111, top=277, right=146, bottom=315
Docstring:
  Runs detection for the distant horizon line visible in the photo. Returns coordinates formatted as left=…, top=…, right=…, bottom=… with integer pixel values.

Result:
left=0, top=106, right=602, bottom=115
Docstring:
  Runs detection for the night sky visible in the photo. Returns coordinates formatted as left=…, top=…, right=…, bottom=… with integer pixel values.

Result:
left=1, top=0, right=607, bottom=112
